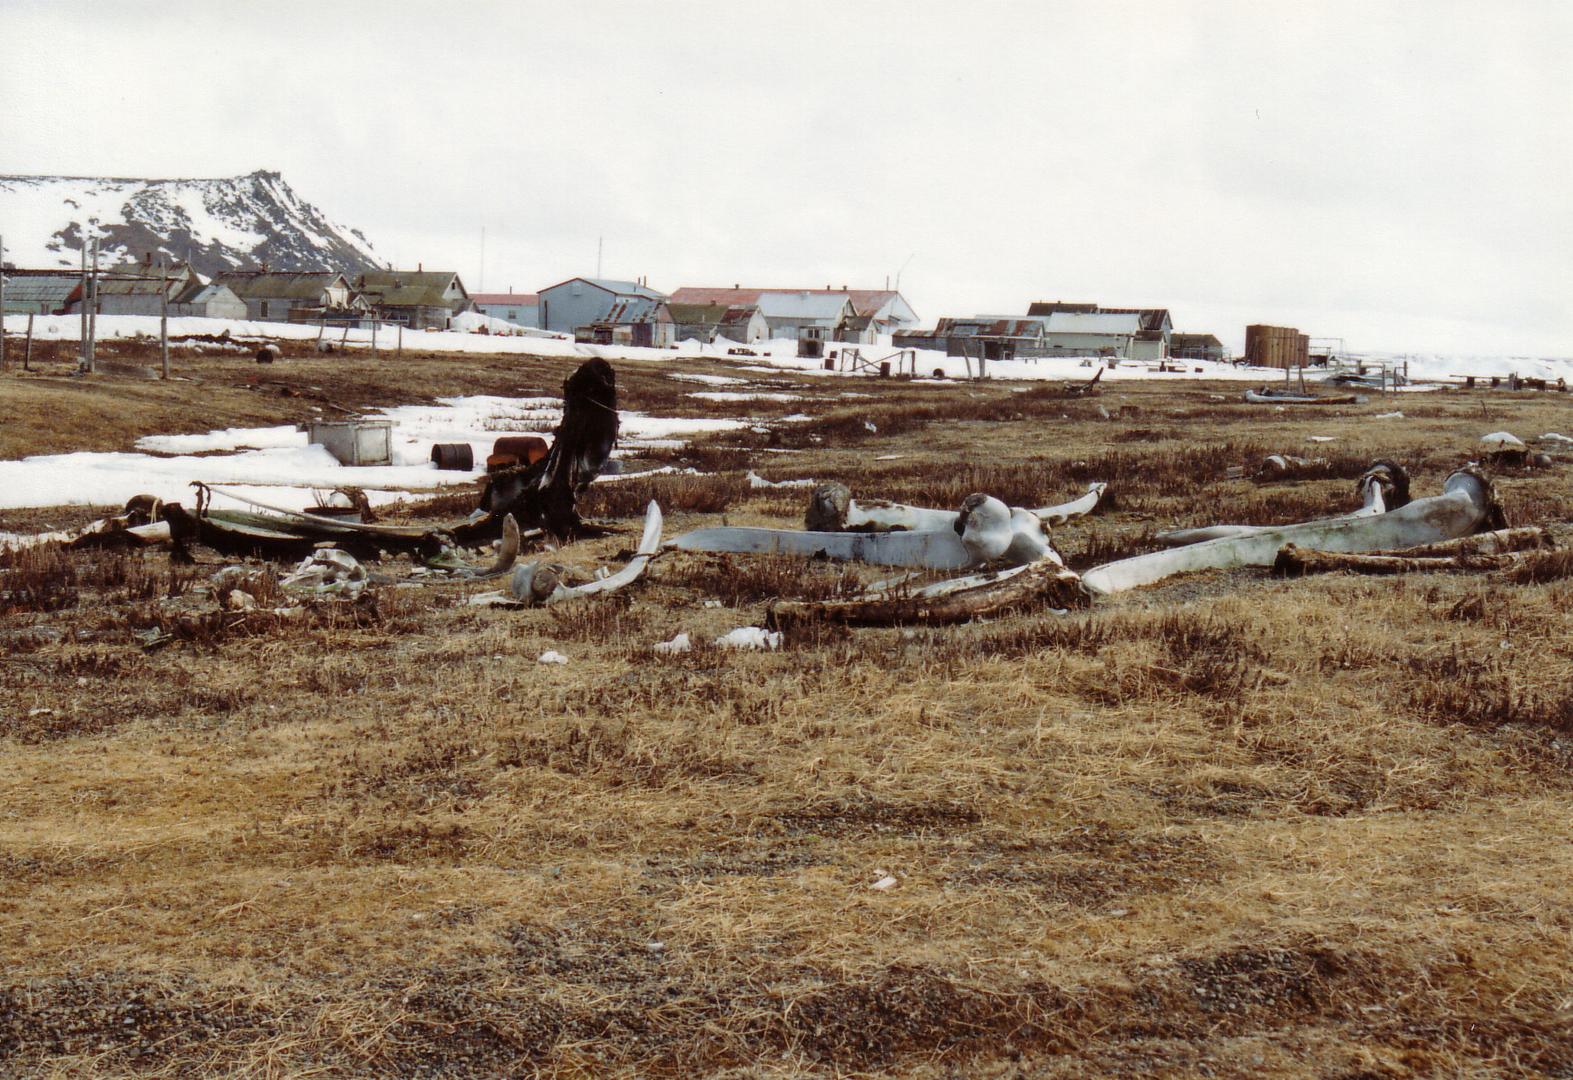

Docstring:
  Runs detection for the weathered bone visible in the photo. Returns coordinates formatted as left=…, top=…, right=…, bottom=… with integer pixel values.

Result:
left=505, top=500, right=663, bottom=606
left=806, top=482, right=1105, bottom=533
left=1082, top=467, right=1498, bottom=596
left=1156, top=462, right=1407, bottom=547
left=1273, top=526, right=1553, bottom=576
left=768, top=559, right=1087, bottom=627
left=672, top=493, right=1060, bottom=570
left=411, top=515, right=524, bottom=582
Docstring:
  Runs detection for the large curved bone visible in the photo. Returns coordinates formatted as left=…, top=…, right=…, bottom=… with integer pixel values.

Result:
left=1082, top=467, right=1498, bottom=596
left=1156, top=462, right=1406, bottom=547
left=670, top=494, right=1059, bottom=570
left=508, top=500, right=663, bottom=606
left=806, top=482, right=1105, bottom=533
left=769, top=559, right=1086, bottom=627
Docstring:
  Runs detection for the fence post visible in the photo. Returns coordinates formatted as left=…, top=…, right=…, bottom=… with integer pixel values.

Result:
left=23, top=312, right=33, bottom=371
left=160, top=263, right=170, bottom=380
left=79, top=240, right=89, bottom=370
left=0, top=232, right=6, bottom=371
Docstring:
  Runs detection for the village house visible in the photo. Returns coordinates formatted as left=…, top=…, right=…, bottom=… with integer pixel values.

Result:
left=1038, top=311, right=1144, bottom=358
left=215, top=270, right=368, bottom=323
left=669, top=286, right=919, bottom=342
left=169, top=281, right=247, bottom=319
left=354, top=270, right=471, bottom=330
left=1027, top=300, right=1173, bottom=359
left=666, top=302, right=769, bottom=344
left=537, top=276, right=667, bottom=335
left=895, top=317, right=1048, bottom=361
left=755, top=292, right=855, bottom=351
left=76, top=258, right=202, bottom=317
left=470, top=291, right=539, bottom=328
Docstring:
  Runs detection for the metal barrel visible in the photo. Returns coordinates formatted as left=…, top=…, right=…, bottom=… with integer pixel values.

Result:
left=492, top=435, right=549, bottom=465
left=430, top=443, right=474, bottom=471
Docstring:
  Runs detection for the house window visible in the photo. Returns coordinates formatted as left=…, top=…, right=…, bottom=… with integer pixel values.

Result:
left=260, top=300, right=270, bottom=318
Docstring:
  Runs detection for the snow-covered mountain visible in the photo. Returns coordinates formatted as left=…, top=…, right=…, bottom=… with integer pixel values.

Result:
left=0, top=169, right=385, bottom=277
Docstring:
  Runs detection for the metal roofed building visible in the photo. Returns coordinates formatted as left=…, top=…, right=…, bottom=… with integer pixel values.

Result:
left=470, top=291, right=539, bottom=328
left=1, top=269, right=82, bottom=314
left=1027, top=300, right=1172, bottom=359
left=537, top=276, right=666, bottom=335
left=669, top=286, right=918, bottom=341
left=1038, top=311, right=1144, bottom=357
left=667, top=302, right=768, bottom=344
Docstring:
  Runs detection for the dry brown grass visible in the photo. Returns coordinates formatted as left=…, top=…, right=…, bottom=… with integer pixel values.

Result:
left=4, top=358, right=1573, bottom=1076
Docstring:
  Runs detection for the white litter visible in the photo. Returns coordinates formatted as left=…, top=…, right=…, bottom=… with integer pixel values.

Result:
left=713, top=626, right=782, bottom=651
left=870, top=875, right=898, bottom=891
left=1307, top=436, right=1336, bottom=443
left=1539, top=432, right=1573, bottom=446
left=1373, top=411, right=1405, bottom=419
left=653, top=632, right=693, bottom=654
left=863, top=420, right=878, bottom=433
left=747, top=470, right=815, bottom=489
left=1481, top=431, right=1525, bottom=449
left=537, top=650, right=570, bottom=665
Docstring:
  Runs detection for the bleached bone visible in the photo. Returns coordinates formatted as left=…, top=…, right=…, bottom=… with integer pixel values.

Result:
left=1156, top=462, right=1403, bottom=547
left=1243, top=388, right=1358, bottom=405
left=1273, top=527, right=1553, bottom=576
left=1082, top=467, right=1498, bottom=596
left=806, top=482, right=1106, bottom=533
left=769, top=559, right=1086, bottom=628
left=670, top=494, right=1060, bottom=570
left=406, top=515, right=524, bottom=583
left=506, top=500, right=663, bottom=606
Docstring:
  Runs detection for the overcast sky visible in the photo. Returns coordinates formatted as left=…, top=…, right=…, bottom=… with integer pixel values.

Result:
left=3, top=0, right=1569, bottom=355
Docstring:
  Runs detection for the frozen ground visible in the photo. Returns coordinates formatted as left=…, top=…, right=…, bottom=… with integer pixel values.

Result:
left=8, top=312, right=1571, bottom=386
left=0, top=394, right=750, bottom=514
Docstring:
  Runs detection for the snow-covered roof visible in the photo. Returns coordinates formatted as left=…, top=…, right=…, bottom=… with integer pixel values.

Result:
left=756, top=291, right=852, bottom=320
left=541, top=276, right=666, bottom=300
left=1043, top=312, right=1142, bottom=335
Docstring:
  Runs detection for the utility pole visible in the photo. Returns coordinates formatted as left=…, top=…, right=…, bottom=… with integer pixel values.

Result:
left=79, top=237, right=89, bottom=370
left=87, top=236, right=99, bottom=372
left=160, top=260, right=170, bottom=380
left=479, top=225, right=486, bottom=293
left=596, top=236, right=603, bottom=279
left=0, top=232, right=7, bottom=371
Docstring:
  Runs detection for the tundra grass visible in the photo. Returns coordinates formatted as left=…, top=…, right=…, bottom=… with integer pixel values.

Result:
left=3, top=357, right=1573, bottom=1076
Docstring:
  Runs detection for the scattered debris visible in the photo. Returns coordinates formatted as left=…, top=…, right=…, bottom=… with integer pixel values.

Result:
left=502, top=501, right=664, bottom=607
left=714, top=626, right=782, bottom=650
left=652, top=632, right=693, bottom=654
left=280, top=548, right=369, bottom=597
left=474, top=358, right=619, bottom=539
left=870, top=874, right=899, bottom=891
left=1374, top=411, right=1405, bottom=419
left=537, top=650, right=569, bottom=665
